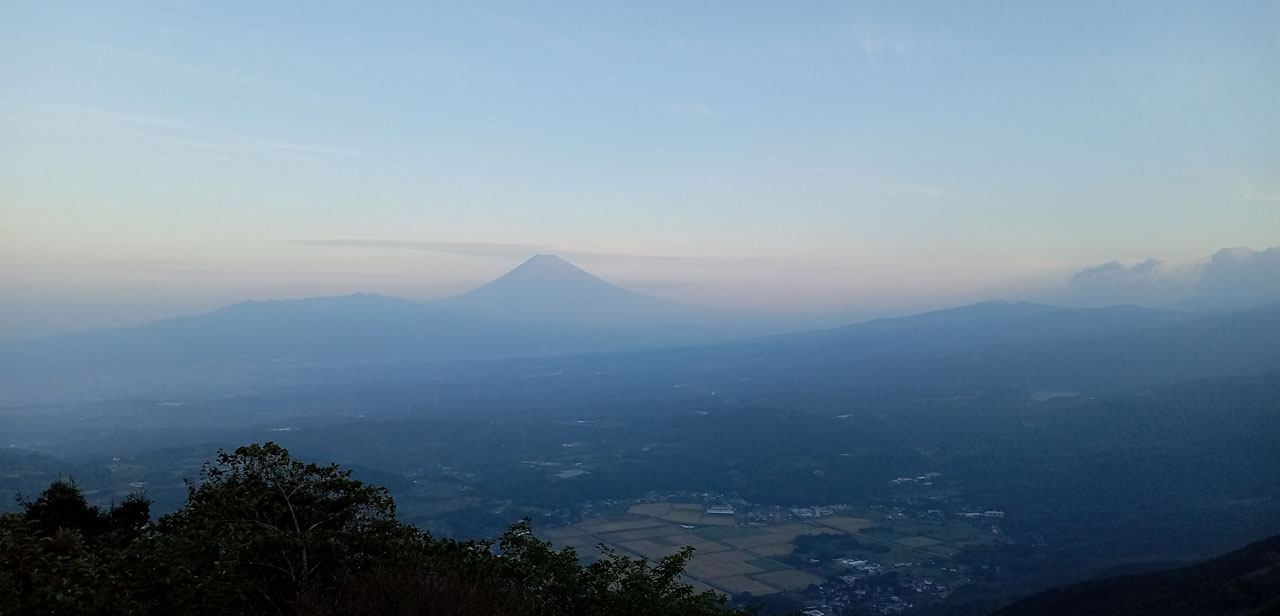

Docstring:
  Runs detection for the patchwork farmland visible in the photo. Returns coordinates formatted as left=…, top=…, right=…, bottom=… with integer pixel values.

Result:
left=539, top=502, right=979, bottom=599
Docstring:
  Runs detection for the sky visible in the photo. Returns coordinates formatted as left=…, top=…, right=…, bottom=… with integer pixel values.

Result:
left=2, top=1, right=1278, bottom=337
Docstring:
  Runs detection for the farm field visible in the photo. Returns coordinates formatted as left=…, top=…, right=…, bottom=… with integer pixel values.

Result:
left=538, top=504, right=979, bottom=598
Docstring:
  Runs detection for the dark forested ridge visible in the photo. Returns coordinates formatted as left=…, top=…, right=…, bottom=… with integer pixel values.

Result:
left=986, top=534, right=1280, bottom=616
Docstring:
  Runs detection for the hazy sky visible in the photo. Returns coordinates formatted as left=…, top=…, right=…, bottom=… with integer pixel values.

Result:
left=2, top=2, right=1278, bottom=336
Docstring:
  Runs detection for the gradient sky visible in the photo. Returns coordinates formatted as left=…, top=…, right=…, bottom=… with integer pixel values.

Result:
left=2, top=1, right=1278, bottom=336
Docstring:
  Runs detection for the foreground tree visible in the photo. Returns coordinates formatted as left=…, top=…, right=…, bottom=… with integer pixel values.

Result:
left=10, top=442, right=751, bottom=615
left=142, top=443, right=413, bottom=614
left=2, top=480, right=151, bottom=615
left=17, top=479, right=150, bottom=543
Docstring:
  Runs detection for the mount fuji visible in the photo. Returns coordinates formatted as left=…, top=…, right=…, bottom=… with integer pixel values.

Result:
left=432, top=254, right=726, bottom=327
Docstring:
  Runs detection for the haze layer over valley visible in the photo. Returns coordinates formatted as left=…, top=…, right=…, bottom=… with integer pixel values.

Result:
left=3, top=255, right=1277, bottom=613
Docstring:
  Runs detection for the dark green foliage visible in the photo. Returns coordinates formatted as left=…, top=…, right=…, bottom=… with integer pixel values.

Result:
left=2, top=481, right=152, bottom=616
left=105, top=493, right=151, bottom=540
left=0, top=443, right=750, bottom=616
left=18, top=479, right=105, bottom=537
left=137, top=442, right=412, bottom=614
left=1, top=515, right=101, bottom=616
left=328, top=527, right=736, bottom=616
left=17, top=478, right=152, bottom=543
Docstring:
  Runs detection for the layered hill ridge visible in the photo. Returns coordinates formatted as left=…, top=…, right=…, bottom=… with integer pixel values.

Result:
left=987, top=534, right=1280, bottom=616
left=1, top=255, right=1276, bottom=406
left=759, top=299, right=1192, bottom=357
left=0, top=255, right=796, bottom=403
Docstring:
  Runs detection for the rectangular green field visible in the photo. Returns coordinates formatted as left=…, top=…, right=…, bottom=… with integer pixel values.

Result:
left=767, top=524, right=841, bottom=541
left=913, top=525, right=976, bottom=543
left=747, top=558, right=791, bottom=572
left=896, top=536, right=942, bottom=548
left=816, top=517, right=877, bottom=533
left=692, top=525, right=757, bottom=541
left=579, top=518, right=664, bottom=534
left=684, top=540, right=733, bottom=554
left=723, top=533, right=789, bottom=550
left=752, top=569, right=826, bottom=591
left=861, top=527, right=908, bottom=541
left=722, top=525, right=832, bottom=549
left=656, top=532, right=705, bottom=546
left=618, top=539, right=684, bottom=560
left=685, top=551, right=766, bottom=579
left=751, top=543, right=795, bottom=557
left=595, top=525, right=685, bottom=543
left=659, top=510, right=705, bottom=524
left=628, top=503, right=672, bottom=517
left=708, top=575, right=781, bottom=596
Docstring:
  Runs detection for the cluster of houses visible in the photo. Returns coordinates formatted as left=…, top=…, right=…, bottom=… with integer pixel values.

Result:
left=829, top=569, right=954, bottom=615
left=957, top=510, right=1004, bottom=518
left=890, top=471, right=942, bottom=485
left=787, top=504, right=849, bottom=518
left=834, top=558, right=880, bottom=573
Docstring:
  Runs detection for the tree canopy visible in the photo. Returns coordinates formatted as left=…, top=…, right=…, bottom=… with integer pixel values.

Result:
left=1, top=443, right=752, bottom=616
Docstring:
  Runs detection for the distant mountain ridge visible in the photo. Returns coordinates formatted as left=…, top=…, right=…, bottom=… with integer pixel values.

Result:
left=1, top=255, right=1275, bottom=406
left=0, top=256, right=803, bottom=403
left=727, top=299, right=1193, bottom=360
left=987, top=534, right=1280, bottom=616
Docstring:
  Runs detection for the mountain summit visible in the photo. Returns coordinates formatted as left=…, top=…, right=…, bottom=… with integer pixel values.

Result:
left=433, top=254, right=680, bottom=325
left=476, top=254, right=621, bottom=291
left=495, top=254, right=600, bottom=284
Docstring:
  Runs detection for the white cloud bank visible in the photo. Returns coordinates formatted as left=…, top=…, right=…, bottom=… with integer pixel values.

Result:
left=1062, top=246, right=1280, bottom=311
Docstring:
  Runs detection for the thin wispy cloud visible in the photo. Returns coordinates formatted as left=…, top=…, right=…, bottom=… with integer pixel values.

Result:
left=289, top=238, right=798, bottom=271
left=857, top=34, right=916, bottom=58
left=660, top=102, right=716, bottom=118
left=853, top=27, right=930, bottom=70
left=470, top=8, right=584, bottom=55
left=568, top=252, right=822, bottom=272
left=1, top=104, right=365, bottom=162
left=1241, top=179, right=1280, bottom=203
left=411, top=51, right=506, bottom=84
left=823, top=167, right=943, bottom=198
left=113, top=50, right=290, bottom=88
left=290, top=239, right=553, bottom=260
left=5, top=254, right=227, bottom=276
